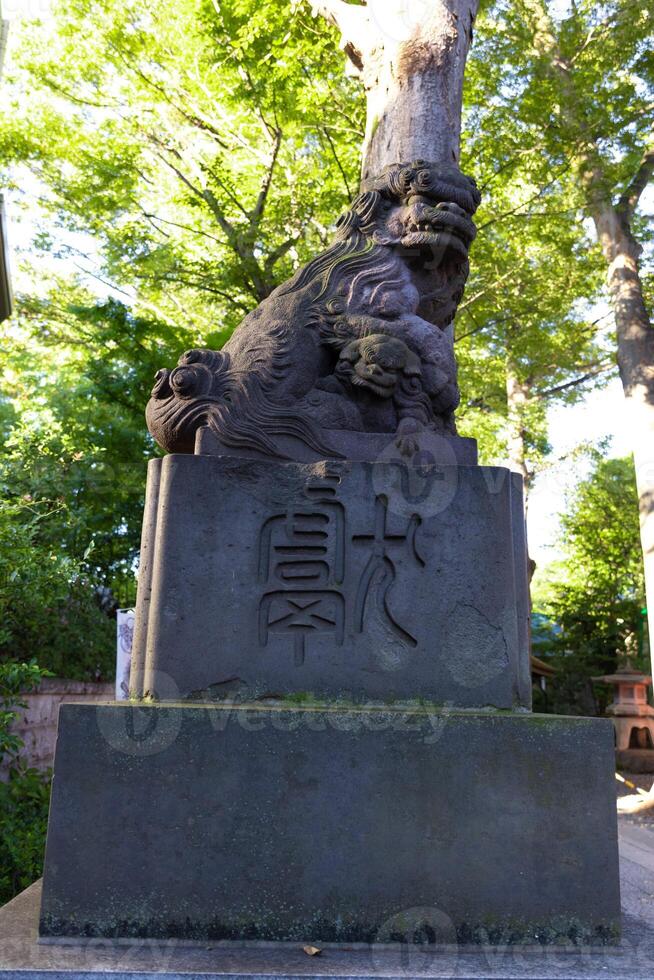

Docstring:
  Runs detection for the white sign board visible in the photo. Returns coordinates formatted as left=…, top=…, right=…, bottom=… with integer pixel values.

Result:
left=116, top=608, right=135, bottom=700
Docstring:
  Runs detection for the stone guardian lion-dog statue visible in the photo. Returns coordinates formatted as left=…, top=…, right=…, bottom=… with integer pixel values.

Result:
left=146, top=162, right=480, bottom=460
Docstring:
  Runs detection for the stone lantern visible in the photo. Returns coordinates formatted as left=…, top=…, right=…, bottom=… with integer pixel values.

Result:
left=594, top=659, right=654, bottom=772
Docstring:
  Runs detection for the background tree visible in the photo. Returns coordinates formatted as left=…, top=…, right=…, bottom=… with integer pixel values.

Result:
left=532, top=454, right=647, bottom=715
left=0, top=659, right=51, bottom=904
left=1, top=0, right=363, bottom=326
left=465, top=0, right=654, bottom=657
left=0, top=289, right=183, bottom=677
left=453, top=188, right=610, bottom=495
left=2, top=0, right=626, bottom=479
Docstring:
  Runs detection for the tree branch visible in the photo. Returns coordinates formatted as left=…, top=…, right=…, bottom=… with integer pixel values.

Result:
left=320, top=125, right=353, bottom=199
left=134, top=272, right=252, bottom=313
left=42, top=78, right=119, bottom=110
left=617, top=140, right=654, bottom=222
left=536, top=361, right=614, bottom=399
left=305, top=1, right=369, bottom=71
left=148, top=141, right=237, bottom=243
left=140, top=213, right=228, bottom=248
left=456, top=267, right=519, bottom=313
left=251, top=129, right=282, bottom=225
left=263, top=234, right=303, bottom=274
left=568, top=8, right=624, bottom=67
left=202, top=162, right=251, bottom=220
left=477, top=164, right=572, bottom=231
left=69, top=261, right=178, bottom=327
left=108, top=40, right=231, bottom=150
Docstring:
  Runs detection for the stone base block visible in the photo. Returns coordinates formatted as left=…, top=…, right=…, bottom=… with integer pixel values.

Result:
left=39, top=703, right=620, bottom=945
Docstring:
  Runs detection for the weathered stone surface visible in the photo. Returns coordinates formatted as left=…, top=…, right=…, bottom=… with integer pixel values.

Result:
left=130, top=454, right=530, bottom=708
left=8, top=855, right=654, bottom=980
left=128, top=458, right=162, bottom=700
left=145, top=163, right=481, bottom=462
left=194, top=425, right=479, bottom=465
left=39, top=703, right=620, bottom=944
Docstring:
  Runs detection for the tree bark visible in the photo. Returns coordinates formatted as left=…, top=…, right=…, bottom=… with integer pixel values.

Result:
left=591, top=199, right=654, bottom=665
left=506, top=363, right=532, bottom=500
left=522, top=0, right=654, bottom=663
left=505, top=363, right=538, bottom=590
left=309, top=1, right=480, bottom=180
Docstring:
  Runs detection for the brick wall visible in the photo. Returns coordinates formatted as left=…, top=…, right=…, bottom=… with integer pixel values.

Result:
left=2, top=678, right=114, bottom=777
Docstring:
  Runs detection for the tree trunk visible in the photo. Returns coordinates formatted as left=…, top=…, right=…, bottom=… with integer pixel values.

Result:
left=360, top=1, right=479, bottom=179
left=505, top=364, right=537, bottom=591
left=591, top=201, right=654, bottom=664
left=505, top=364, right=532, bottom=500
left=309, top=1, right=479, bottom=180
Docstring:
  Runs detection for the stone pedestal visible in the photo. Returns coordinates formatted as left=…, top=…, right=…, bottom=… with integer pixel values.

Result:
left=130, top=454, right=531, bottom=709
left=39, top=702, right=620, bottom=945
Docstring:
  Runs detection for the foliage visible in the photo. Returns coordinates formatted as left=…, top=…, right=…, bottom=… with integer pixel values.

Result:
left=460, top=0, right=654, bottom=470
left=531, top=454, right=647, bottom=714
left=0, top=766, right=51, bottom=904
left=0, top=476, right=116, bottom=679
left=1, top=290, right=188, bottom=607
left=0, top=659, right=45, bottom=760
left=1, top=0, right=362, bottom=324
left=1, top=0, right=621, bottom=470
left=0, top=660, right=52, bottom=904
